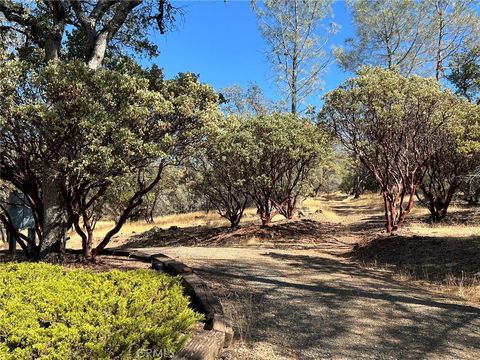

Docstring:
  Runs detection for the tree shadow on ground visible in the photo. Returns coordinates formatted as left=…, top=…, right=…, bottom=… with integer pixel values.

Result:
left=409, top=205, right=480, bottom=226
left=349, top=234, right=480, bottom=282
left=0, top=251, right=150, bottom=271
left=187, top=251, right=480, bottom=360
left=116, top=218, right=352, bottom=254
left=0, top=250, right=28, bottom=263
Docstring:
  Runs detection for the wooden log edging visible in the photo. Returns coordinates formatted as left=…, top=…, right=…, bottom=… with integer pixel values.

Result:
left=100, top=248, right=234, bottom=360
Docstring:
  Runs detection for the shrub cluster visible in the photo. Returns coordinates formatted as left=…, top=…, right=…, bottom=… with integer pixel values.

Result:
left=0, top=263, right=201, bottom=359
left=191, top=114, right=333, bottom=227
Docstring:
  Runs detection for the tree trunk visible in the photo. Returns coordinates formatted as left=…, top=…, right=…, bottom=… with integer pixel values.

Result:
left=291, top=90, right=297, bottom=115
left=229, top=214, right=241, bottom=228
left=37, top=4, right=68, bottom=261
left=87, top=32, right=108, bottom=70
left=284, top=197, right=297, bottom=219
left=39, top=178, right=68, bottom=260
left=92, top=165, right=165, bottom=259
left=382, top=192, right=396, bottom=234
left=396, top=186, right=416, bottom=227
left=430, top=195, right=453, bottom=222
left=420, top=182, right=457, bottom=222
left=83, top=231, right=94, bottom=260
left=92, top=198, right=141, bottom=258
left=434, top=3, right=444, bottom=81
left=261, top=213, right=273, bottom=227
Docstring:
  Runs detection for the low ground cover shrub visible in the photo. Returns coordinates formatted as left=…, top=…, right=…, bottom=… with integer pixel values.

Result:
left=0, top=263, right=201, bottom=359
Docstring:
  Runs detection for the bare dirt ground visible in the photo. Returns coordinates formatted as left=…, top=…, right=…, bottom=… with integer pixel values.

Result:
left=137, top=246, right=480, bottom=359
left=117, top=194, right=480, bottom=359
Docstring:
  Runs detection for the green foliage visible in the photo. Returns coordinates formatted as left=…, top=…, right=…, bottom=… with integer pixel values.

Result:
left=220, top=83, right=283, bottom=116
left=106, top=166, right=205, bottom=222
left=448, top=45, right=480, bottom=103
left=336, top=0, right=423, bottom=74
left=190, top=113, right=333, bottom=226
left=321, top=66, right=477, bottom=231
left=191, top=115, right=254, bottom=227
left=337, top=0, right=480, bottom=78
left=0, top=59, right=221, bottom=258
left=0, top=263, right=202, bottom=360
left=338, top=157, right=378, bottom=198
left=307, top=158, right=347, bottom=195
left=322, top=67, right=473, bottom=164
left=253, top=0, right=336, bottom=113
left=0, top=59, right=169, bottom=184
left=0, top=1, right=178, bottom=62
left=245, top=114, right=330, bottom=188
left=248, top=114, right=333, bottom=221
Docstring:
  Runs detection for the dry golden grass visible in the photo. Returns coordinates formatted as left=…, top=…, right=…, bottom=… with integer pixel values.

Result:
left=405, top=203, right=480, bottom=238
left=67, top=207, right=263, bottom=249
left=310, top=193, right=386, bottom=225
left=406, top=222, right=480, bottom=238
left=393, top=267, right=480, bottom=304
left=315, top=192, right=480, bottom=238
left=5, top=191, right=477, bottom=252
left=302, top=197, right=344, bottom=223
left=339, top=192, right=479, bottom=304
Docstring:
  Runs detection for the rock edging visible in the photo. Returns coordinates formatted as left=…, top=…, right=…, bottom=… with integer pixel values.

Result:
left=100, top=248, right=233, bottom=360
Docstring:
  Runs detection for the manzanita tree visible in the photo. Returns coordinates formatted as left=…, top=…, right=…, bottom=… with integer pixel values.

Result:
left=191, top=116, right=254, bottom=228
left=321, top=67, right=475, bottom=233
left=0, top=0, right=178, bottom=258
left=0, top=60, right=220, bottom=260
left=417, top=108, right=480, bottom=221
left=190, top=114, right=331, bottom=227
left=245, top=114, right=331, bottom=226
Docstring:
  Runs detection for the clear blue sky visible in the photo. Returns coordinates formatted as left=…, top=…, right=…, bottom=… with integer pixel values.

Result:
left=148, top=0, right=355, bottom=110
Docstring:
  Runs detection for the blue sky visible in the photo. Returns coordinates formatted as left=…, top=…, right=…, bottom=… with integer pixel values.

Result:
left=148, top=0, right=354, bottom=110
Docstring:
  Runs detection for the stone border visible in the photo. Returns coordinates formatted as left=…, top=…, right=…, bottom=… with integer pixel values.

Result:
left=100, top=248, right=234, bottom=360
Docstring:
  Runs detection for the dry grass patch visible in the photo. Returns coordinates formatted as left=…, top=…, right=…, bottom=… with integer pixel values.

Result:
left=66, top=208, right=261, bottom=249
left=351, top=234, right=480, bottom=303
left=393, top=268, right=480, bottom=304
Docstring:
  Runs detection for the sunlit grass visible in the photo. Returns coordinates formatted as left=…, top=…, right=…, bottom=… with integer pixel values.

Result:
left=66, top=207, right=261, bottom=249
left=312, top=192, right=479, bottom=238
left=302, top=197, right=344, bottom=223
left=3, top=191, right=478, bottom=251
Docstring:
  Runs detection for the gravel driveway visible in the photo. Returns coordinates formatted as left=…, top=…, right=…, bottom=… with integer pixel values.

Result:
left=138, top=246, right=480, bottom=360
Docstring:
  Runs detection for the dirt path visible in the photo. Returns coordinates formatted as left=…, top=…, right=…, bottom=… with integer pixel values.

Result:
left=137, top=246, right=480, bottom=360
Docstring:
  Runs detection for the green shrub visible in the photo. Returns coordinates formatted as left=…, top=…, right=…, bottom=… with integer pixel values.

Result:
left=0, top=263, right=202, bottom=359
